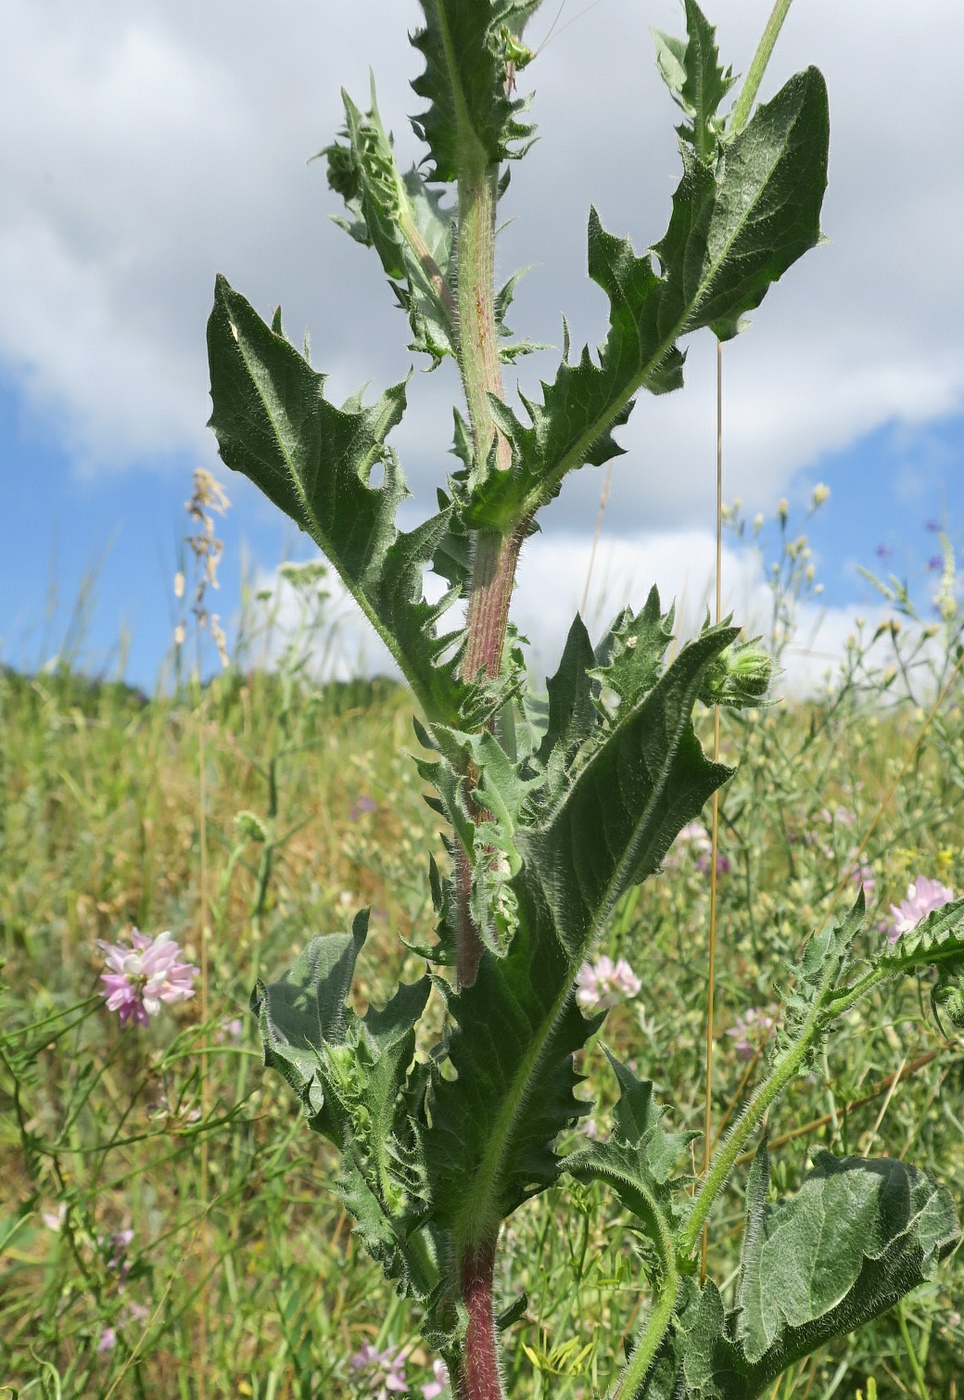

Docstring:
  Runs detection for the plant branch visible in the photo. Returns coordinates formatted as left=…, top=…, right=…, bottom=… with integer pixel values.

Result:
left=729, top=0, right=795, bottom=135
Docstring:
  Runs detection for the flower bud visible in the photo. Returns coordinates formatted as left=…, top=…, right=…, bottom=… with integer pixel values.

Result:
left=698, top=637, right=774, bottom=709
left=812, top=482, right=830, bottom=507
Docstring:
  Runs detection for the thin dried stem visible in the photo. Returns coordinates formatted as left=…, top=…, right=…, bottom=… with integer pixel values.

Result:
left=701, top=337, right=724, bottom=1282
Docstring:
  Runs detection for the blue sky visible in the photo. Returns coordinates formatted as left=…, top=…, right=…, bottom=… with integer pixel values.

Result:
left=2, top=0, right=962, bottom=691
left=4, top=392, right=961, bottom=693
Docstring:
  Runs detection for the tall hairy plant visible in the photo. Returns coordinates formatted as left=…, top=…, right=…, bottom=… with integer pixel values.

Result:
left=205, top=4, right=962, bottom=1396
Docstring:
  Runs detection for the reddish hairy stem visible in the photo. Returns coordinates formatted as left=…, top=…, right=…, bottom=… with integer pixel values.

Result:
left=455, top=526, right=525, bottom=990
left=461, top=529, right=525, bottom=686
left=457, top=1236, right=503, bottom=1400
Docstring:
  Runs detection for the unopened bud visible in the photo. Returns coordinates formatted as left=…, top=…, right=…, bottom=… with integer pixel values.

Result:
left=699, top=638, right=773, bottom=709
left=777, top=497, right=789, bottom=524
left=812, top=482, right=830, bottom=507
left=234, top=810, right=268, bottom=843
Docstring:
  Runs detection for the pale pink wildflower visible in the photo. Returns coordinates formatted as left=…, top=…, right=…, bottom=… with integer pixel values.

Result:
left=887, top=877, right=955, bottom=944
left=99, top=929, right=198, bottom=1027
left=726, top=1006, right=779, bottom=1061
left=98, top=1326, right=117, bottom=1353
left=421, top=1359, right=450, bottom=1399
left=575, top=956, right=642, bottom=1009
left=350, top=1342, right=409, bottom=1398
left=42, top=1204, right=67, bottom=1231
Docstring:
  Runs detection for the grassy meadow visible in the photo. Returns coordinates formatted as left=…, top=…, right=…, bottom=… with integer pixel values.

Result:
left=2, top=531, right=963, bottom=1399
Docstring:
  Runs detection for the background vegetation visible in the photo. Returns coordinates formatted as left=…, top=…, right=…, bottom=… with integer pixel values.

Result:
left=2, top=511, right=962, bottom=1399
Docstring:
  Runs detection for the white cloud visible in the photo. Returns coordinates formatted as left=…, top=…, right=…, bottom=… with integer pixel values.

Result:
left=0, top=0, right=961, bottom=519
left=250, top=526, right=892, bottom=702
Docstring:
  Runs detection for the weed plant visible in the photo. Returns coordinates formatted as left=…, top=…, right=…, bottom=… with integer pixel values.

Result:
left=1, top=501, right=962, bottom=1397
left=4, top=1, right=964, bottom=1395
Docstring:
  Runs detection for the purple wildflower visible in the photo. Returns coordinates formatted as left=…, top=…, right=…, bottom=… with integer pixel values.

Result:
left=98, top=1327, right=117, bottom=1354
left=349, top=794, right=378, bottom=820
left=695, top=851, right=732, bottom=876
left=350, top=1342, right=409, bottom=1398
left=848, top=853, right=876, bottom=894
left=421, top=1360, right=450, bottom=1399
left=875, top=544, right=893, bottom=560
left=99, top=929, right=198, bottom=1027
left=575, top=956, right=642, bottom=1009
left=215, top=1016, right=244, bottom=1044
left=106, top=1229, right=134, bottom=1275
left=887, top=876, right=955, bottom=944
left=726, top=1006, right=779, bottom=1061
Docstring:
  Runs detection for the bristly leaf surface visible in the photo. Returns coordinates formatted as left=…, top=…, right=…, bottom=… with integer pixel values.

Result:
left=564, top=1052, right=695, bottom=1279
left=637, top=1144, right=958, bottom=1399
left=206, top=276, right=474, bottom=728
left=421, top=621, right=738, bottom=1246
left=652, top=0, right=736, bottom=160
left=462, top=67, right=828, bottom=534
left=321, top=81, right=458, bottom=367
left=518, top=622, right=737, bottom=960
left=250, top=914, right=438, bottom=1297
left=410, top=0, right=541, bottom=183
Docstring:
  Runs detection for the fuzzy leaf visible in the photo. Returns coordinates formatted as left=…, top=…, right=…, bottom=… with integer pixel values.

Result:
left=534, top=613, right=599, bottom=804
left=652, top=0, right=736, bottom=160
left=517, top=622, right=737, bottom=960
left=206, top=275, right=472, bottom=727
left=875, top=896, right=964, bottom=977
left=416, top=725, right=544, bottom=955
left=321, top=81, right=458, bottom=366
left=653, top=67, right=829, bottom=343
left=772, top=891, right=866, bottom=1066
left=250, top=915, right=437, bottom=1296
left=423, top=903, right=605, bottom=1240
left=420, top=622, right=738, bottom=1246
left=564, top=1053, right=694, bottom=1275
left=462, top=67, right=827, bottom=534
left=410, top=0, right=541, bottom=183
left=589, top=586, right=676, bottom=713
left=638, top=1146, right=959, bottom=1399
left=874, top=897, right=964, bottom=1031
left=732, top=1144, right=959, bottom=1383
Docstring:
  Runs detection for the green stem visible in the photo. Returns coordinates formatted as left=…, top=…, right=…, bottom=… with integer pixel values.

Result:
left=729, top=0, right=795, bottom=135
left=608, top=1258, right=681, bottom=1400
left=897, top=1301, right=931, bottom=1400
left=679, top=989, right=824, bottom=1259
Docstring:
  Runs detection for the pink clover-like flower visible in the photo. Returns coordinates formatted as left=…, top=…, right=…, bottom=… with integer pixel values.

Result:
left=575, top=955, right=642, bottom=1009
left=887, top=876, right=955, bottom=944
left=350, top=1342, right=409, bottom=1398
left=421, top=1359, right=450, bottom=1399
left=99, top=929, right=198, bottom=1027
left=725, top=1006, right=779, bottom=1061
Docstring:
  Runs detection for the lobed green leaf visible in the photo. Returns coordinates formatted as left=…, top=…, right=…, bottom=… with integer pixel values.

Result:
left=206, top=275, right=474, bottom=727
left=652, top=0, right=735, bottom=161
left=462, top=66, right=828, bottom=535
left=564, top=1052, right=694, bottom=1280
left=410, top=0, right=541, bottom=183
left=250, top=914, right=438, bottom=1297
left=517, top=621, right=737, bottom=960
left=321, top=81, right=458, bottom=366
